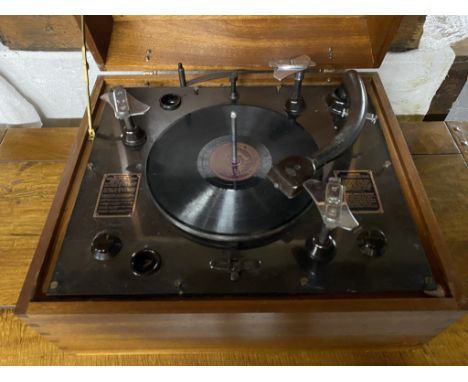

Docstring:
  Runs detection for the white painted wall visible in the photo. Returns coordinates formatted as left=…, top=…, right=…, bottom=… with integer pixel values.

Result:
left=375, top=16, right=468, bottom=117
left=0, top=43, right=99, bottom=125
left=0, top=16, right=467, bottom=126
left=376, top=47, right=455, bottom=115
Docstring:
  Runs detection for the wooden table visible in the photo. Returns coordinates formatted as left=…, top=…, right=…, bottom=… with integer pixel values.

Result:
left=0, top=123, right=467, bottom=365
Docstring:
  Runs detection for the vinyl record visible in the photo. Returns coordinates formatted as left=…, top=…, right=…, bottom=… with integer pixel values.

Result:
left=146, top=104, right=318, bottom=245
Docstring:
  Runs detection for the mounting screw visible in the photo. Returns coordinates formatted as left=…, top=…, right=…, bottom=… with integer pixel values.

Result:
left=365, top=113, right=378, bottom=124
left=328, top=47, right=334, bottom=60
left=50, top=281, right=59, bottom=290
left=144, top=49, right=152, bottom=62
left=423, top=278, right=446, bottom=298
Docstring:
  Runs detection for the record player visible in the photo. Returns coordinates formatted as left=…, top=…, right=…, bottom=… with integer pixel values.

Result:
left=15, top=16, right=467, bottom=353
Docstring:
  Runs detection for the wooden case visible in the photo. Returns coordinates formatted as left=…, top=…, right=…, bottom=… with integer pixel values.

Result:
left=15, top=16, right=467, bottom=354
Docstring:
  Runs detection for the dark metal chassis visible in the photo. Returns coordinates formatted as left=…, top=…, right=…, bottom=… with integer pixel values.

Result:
left=46, top=84, right=433, bottom=298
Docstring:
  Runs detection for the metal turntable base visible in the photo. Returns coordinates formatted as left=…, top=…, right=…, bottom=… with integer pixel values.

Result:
left=46, top=85, right=434, bottom=297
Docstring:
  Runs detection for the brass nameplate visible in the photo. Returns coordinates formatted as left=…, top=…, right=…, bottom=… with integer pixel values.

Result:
left=334, top=170, right=383, bottom=214
left=94, top=173, right=141, bottom=218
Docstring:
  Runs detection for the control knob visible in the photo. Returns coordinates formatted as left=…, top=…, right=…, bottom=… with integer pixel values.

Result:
left=91, top=232, right=122, bottom=261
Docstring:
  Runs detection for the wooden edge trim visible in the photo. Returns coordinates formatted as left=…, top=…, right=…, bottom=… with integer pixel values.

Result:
left=367, top=72, right=466, bottom=308
left=15, top=77, right=105, bottom=315
left=24, top=297, right=458, bottom=316
left=101, top=72, right=344, bottom=87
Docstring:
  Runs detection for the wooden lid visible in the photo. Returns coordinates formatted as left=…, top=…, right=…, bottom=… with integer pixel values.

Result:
left=84, top=16, right=402, bottom=71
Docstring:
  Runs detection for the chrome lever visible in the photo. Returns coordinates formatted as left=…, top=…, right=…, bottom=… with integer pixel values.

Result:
left=303, top=177, right=358, bottom=231
left=269, top=54, right=315, bottom=81
left=301, top=176, right=358, bottom=265
left=269, top=55, right=315, bottom=117
left=100, top=87, right=150, bottom=147
left=101, top=86, right=150, bottom=120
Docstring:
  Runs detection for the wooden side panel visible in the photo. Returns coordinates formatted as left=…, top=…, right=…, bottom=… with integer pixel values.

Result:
left=103, top=16, right=390, bottom=71
left=80, top=16, right=114, bottom=69
left=368, top=74, right=466, bottom=307
left=412, top=154, right=468, bottom=299
left=21, top=310, right=462, bottom=353
left=366, top=16, right=402, bottom=64
left=15, top=78, right=105, bottom=314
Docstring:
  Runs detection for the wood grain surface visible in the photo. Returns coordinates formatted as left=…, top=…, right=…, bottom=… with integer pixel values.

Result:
left=98, top=16, right=400, bottom=71
left=412, top=154, right=468, bottom=295
left=0, top=16, right=81, bottom=51
left=0, top=127, right=7, bottom=143
left=400, top=122, right=460, bottom=155
left=446, top=122, right=468, bottom=164
left=0, top=128, right=77, bottom=162
left=0, top=162, right=66, bottom=307
left=1, top=308, right=468, bottom=365
left=0, top=123, right=467, bottom=364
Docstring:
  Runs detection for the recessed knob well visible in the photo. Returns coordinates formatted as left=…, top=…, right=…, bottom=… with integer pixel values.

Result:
left=91, top=232, right=122, bottom=261
left=159, top=93, right=181, bottom=111
left=357, top=229, right=387, bottom=258
left=131, top=248, right=161, bottom=276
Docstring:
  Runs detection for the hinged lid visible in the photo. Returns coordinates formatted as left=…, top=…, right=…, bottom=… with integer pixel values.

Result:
left=83, top=16, right=402, bottom=71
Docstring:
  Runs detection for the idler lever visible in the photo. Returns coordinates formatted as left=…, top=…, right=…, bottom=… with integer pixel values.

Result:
left=269, top=54, right=314, bottom=81
left=270, top=54, right=315, bottom=117
left=303, top=177, right=358, bottom=232
left=268, top=70, right=368, bottom=198
left=101, top=86, right=150, bottom=147
left=303, top=177, right=359, bottom=264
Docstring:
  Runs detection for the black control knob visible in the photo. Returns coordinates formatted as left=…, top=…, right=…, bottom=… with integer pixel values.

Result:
left=91, top=232, right=122, bottom=261
left=160, top=93, right=181, bottom=110
left=131, top=248, right=161, bottom=276
left=357, top=229, right=387, bottom=258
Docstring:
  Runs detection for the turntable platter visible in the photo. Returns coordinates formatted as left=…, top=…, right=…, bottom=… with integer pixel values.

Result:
left=146, top=104, right=318, bottom=245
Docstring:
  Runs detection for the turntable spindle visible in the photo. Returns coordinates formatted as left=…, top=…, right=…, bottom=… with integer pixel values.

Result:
left=230, top=111, right=238, bottom=169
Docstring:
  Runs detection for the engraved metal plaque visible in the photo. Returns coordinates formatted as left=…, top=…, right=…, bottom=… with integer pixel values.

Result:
left=94, top=173, right=141, bottom=217
left=334, top=170, right=383, bottom=214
